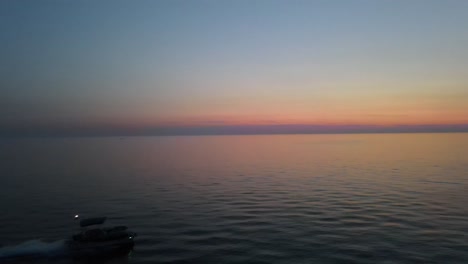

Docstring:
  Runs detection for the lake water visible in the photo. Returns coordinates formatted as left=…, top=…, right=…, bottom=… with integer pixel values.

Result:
left=0, top=133, right=467, bottom=263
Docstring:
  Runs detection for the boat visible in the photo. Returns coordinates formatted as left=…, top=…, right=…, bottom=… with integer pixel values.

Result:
left=66, top=216, right=136, bottom=257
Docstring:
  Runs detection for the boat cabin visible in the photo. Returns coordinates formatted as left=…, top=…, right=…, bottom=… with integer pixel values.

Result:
left=73, top=217, right=130, bottom=242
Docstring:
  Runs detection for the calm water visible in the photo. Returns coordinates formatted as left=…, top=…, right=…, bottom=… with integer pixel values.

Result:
left=0, top=133, right=467, bottom=263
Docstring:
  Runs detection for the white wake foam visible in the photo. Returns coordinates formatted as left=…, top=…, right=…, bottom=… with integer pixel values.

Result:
left=0, top=239, right=66, bottom=259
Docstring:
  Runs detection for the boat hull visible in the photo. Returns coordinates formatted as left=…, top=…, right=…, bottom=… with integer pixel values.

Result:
left=66, top=237, right=135, bottom=257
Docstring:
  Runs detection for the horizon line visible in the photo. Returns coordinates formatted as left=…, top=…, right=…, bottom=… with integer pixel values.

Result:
left=1, top=123, right=468, bottom=138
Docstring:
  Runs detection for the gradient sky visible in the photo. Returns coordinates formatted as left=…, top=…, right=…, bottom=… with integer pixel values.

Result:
left=1, top=0, right=468, bottom=136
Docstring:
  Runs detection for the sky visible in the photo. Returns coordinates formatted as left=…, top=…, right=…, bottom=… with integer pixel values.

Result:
left=1, top=0, right=468, bottom=136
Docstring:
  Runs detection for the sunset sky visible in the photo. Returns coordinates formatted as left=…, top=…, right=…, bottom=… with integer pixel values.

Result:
left=1, top=0, right=468, bottom=136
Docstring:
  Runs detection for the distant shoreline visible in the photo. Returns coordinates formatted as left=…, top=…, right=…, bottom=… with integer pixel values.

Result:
left=1, top=127, right=468, bottom=138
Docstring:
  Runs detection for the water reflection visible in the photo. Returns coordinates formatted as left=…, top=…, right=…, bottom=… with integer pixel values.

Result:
left=0, top=133, right=467, bottom=263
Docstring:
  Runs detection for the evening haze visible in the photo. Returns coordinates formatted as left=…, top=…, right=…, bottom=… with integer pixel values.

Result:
left=1, top=0, right=468, bottom=136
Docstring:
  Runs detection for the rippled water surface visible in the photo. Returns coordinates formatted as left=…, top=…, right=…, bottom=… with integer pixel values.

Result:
left=1, top=133, right=467, bottom=263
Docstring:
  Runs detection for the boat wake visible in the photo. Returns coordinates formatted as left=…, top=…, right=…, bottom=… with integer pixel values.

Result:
left=0, top=239, right=67, bottom=259
left=0, top=216, right=136, bottom=260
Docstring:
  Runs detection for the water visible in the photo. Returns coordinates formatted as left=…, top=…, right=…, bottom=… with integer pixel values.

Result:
left=0, top=133, right=467, bottom=263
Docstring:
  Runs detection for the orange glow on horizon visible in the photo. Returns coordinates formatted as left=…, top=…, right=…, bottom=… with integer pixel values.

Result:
left=64, top=86, right=468, bottom=130
left=96, top=111, right=468, bottom=129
